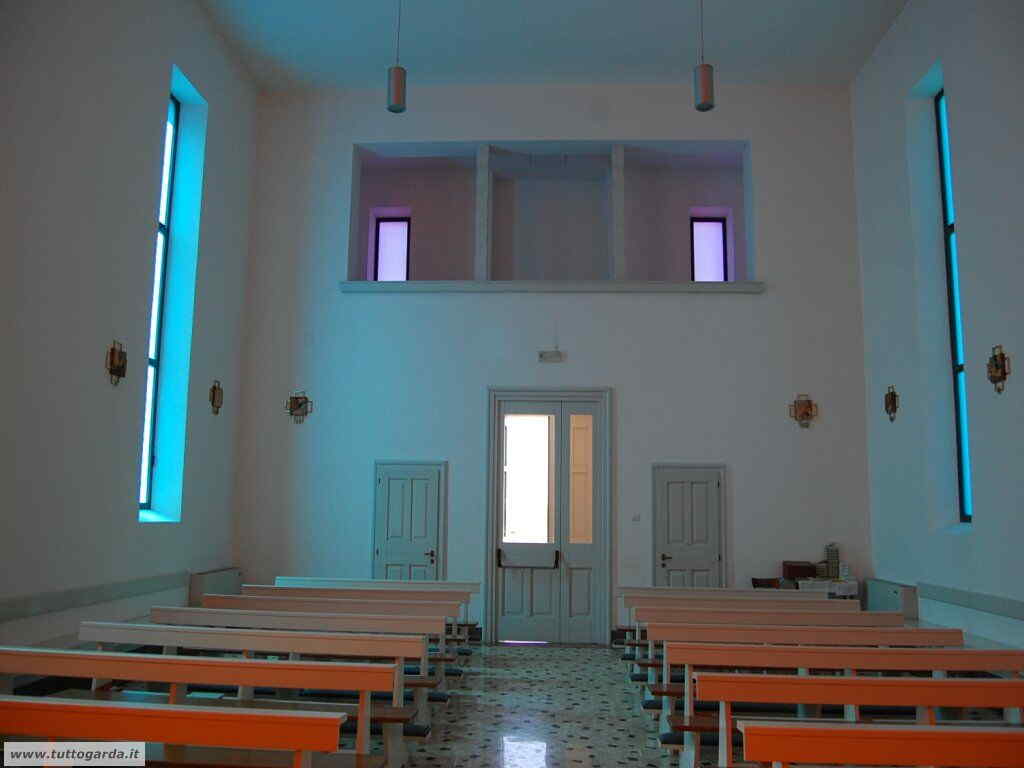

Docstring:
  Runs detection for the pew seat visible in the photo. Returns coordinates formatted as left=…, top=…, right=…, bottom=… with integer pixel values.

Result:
left=737, top=720, right=1024, bottom=767
left=0, top=694, right=370, bottom=768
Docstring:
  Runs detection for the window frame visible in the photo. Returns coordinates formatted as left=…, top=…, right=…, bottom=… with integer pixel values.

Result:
left=373, top=216, right=411, bottom=281
left=139, top=95, right=181, bottom=512
left=689, top=216, right=729, bottom=282
left=934, top=89, right=973, bottom=523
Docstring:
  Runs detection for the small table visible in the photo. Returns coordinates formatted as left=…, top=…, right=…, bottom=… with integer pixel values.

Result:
left=797, top=578, right=859, bottom=598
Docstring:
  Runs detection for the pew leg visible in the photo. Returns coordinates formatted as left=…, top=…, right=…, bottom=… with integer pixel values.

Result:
left=291, top=750, right=312, bottom=768
left=1008, top=671, right=1022, bottom=725
left=355, top=691, right=371, bottom=755
left=414, top=687, right=431, bottom=727
left=843, top=669, right=859, bottom=722
left=796, top=668, right=820, bottom=718
left=679, top=732, right=696, bottom=768
left=382, top=722, right=408, bottom=768
left=718, top=700, right=733, bottom=768
left=239, top=649, right=255, bottom=701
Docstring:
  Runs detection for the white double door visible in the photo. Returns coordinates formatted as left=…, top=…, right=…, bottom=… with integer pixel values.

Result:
left=496, top=399, right=604, bottom=643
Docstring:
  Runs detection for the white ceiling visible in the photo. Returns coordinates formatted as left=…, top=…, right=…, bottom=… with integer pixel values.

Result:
left=202, top=0, right=906, bottom=90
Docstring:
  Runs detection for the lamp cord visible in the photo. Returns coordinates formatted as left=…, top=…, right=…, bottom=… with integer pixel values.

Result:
left=697, top=0, right=705, bottom=65
left=395, top=0, right=403, bottom=65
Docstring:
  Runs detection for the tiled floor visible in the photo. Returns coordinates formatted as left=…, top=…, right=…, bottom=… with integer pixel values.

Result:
left=407, top=644, right=670, bottom=768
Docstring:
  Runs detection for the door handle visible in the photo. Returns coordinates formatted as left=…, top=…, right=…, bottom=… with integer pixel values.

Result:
left=425, top=549, right=436, bottom=564
left=660, top=553, right=673, bottom=561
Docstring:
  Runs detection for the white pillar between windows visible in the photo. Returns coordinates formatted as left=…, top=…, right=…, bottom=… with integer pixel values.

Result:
left=475, top=144, right=493, bottom=281
left=610, top=144, right=626, bottom=280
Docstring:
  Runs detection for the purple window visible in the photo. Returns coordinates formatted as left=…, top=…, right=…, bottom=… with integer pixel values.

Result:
left=690, top=217, right=728, bottom=281
left=374, top=218, right=410, bottom=281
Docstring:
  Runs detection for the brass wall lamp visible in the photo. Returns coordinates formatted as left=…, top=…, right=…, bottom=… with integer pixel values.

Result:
left=884, top=385, right=900, bottom=422
left=987, top=345, right=1011, bottom=393
left=286, top=391, right=314, bottom=424
left=789, top=393, right=819, bottom=428
left=209, top=380, right=224, bottom=414
left=106, top=340, right=127, bottom=385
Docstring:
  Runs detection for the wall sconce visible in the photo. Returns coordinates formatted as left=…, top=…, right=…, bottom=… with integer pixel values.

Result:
left=106, top=340, right=127, bottom=385
left=987, top=345, right=1011, bottom=393
left=884, top=385, right=900, bottom=422
left=788, top=393, right=819, bottom=428
left=286, top=391, right=314, bottom=424
left=209, top=380, right=224, bottom=415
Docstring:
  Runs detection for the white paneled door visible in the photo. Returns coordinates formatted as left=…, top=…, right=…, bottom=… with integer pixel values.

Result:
left=373, top=463, right=443, bottom=580
left=495, top=399, right=605, bottom=643
left=652, top=466, right=723, bottom=587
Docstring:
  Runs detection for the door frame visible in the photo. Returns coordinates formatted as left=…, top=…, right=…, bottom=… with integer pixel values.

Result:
left=372, top=460, right=449, bottom=580
left=650, top=463, right=730, bottom=587
left=485, top=387, right=613, bottom=644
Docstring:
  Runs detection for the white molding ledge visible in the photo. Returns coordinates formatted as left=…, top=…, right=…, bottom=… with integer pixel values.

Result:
left=339, top=280, right=765, bottom=294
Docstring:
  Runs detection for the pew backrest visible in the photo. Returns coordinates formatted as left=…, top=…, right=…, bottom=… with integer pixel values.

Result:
left=737, top=721, right=1024, bottom=768
left=275, top=577, right=481, bottom=594
left=79, top=621, right=429, bottom=670
left=647, top=623, right=963, bottom=647
left=696, top=672, right=1024, bottom=709
left=701, top=673, right=1024, bottom=767
left=0, top=645, right=397, bottom=754
left=666, top=642, right=1024, bottom=676
left=206, top=593, right=462, bottom=619
left=633, top=607, right=903, bottom=626
left=0, top=695, right=343, bottom=764
left=0, top=645, right=397, bottom=697
left=624, top=595, right=860, bottom=613
left=150, top=606, right=446, bottom=637
left=247, top=584, right=472, bottom=606
left=619, top=586, right=828, bottom=600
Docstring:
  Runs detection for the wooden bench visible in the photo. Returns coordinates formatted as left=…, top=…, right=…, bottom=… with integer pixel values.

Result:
left=274, top=578, right=480, bottom=594
left=201, top=596, right=463, bottom=674
left=79, top=620, right=435, bottom=740
left=693, top=672, right=1024, bottom=767
left=0, top=694, right=353, bottom=768
left=625, top=608, right=904, bottom=682
left=619, top=587, right=829, bottom=600
left=149, top=606, right=453, bottom=689
left=663, top=642, right=1024, bottom=723
left=634, top=608, right=901, bottom=628
left=0, top=646, right=398, bottom=759
left=636, top=624, right=965, bottom=700
left=625, top=595, right=860, bottom=613
left=257, top=583, right=478, bottom=654
left=737, top=720, right=1024, bottom=767
left=208, top=594, right=463, bottom=622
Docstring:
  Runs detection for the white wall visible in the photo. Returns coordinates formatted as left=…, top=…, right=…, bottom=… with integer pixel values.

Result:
left=625, top=166, right=747, bottom=281
left=358, top=164, right=475, bottom=280
left=237, top=80, right=870, bottom=624
left=492, top=177, right=611, bottom=280
left=0, top=0, right=255, bottom=643
left=853, top=0, right=1024, bottom=636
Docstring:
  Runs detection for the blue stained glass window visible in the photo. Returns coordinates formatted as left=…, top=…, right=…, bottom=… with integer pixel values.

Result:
left=140, top=97, right=179, bottom=510
left=935, top=90, right=972, bottom=522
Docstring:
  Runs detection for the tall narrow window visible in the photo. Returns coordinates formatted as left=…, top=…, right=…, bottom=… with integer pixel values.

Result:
left=935, top=90, right=973, bottom=522
left=140, top=97, right=180, bottom=511
left=374, top=217, right=410, bottom=281
left=690, top=217, right=727, bottom=282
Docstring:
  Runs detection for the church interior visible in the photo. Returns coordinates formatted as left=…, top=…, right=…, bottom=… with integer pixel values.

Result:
left=1, top=1, right=1023, bottom=766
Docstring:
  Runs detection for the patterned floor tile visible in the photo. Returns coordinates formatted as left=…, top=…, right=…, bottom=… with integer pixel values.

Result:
left=405, top=644, right=672, bottom=768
